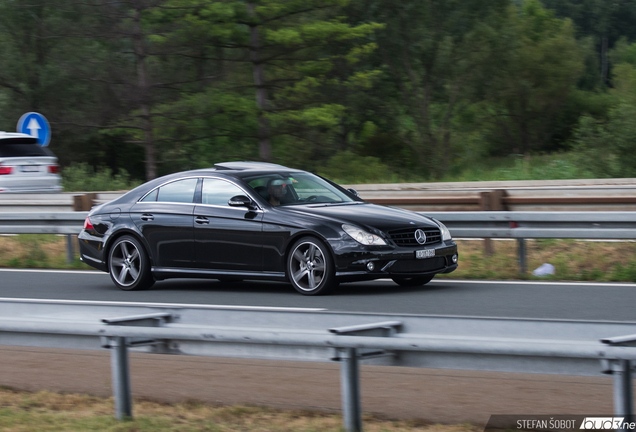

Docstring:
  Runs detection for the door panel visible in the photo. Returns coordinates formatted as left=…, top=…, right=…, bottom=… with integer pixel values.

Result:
left=131, top=177, right=199, bottom=268
left=131, top=202, right=195, bottom=268
left=194, top=178, right=264, bottom=271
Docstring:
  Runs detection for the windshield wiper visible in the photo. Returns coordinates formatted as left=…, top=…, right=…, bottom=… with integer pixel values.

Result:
left=321, top=202, right=366, bottom=207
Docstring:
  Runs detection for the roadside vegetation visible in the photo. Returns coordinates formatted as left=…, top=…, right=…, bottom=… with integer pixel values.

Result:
left=2, top=234, right=636, bottom=283
left=438, top=239, right=636, bottom=282
left=4, top=0, right=636, bottom=186
left=0, top=386, right=479, bottom=432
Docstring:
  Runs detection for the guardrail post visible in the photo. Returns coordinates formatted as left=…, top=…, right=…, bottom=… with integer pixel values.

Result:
left=613, top=360, right=634, bottom=419
left=110, top=336, right=133, bottom=420
left=340, top=347, right=362, bottom=432
left=66, top=234, right=74, bottom=264
left=517, top=238, right=527, bottom=274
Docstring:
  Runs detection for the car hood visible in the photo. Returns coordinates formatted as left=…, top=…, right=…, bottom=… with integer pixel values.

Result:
left=283, top=203, right=438, bottom=233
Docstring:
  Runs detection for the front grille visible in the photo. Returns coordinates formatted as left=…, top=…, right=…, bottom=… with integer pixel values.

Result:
left=388, top=227, right=442, bottom=247
left=390, top=257, right=446, bottom=273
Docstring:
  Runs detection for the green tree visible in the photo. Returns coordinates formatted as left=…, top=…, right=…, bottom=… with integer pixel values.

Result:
left=480, top=0, right=584, bottom=155
left=346, top=0, right=510, bottom=178
left=571, top=42, right=636, bottom=177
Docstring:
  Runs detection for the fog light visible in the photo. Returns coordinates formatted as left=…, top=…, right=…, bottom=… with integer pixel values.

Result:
left=366, top=262, right=375, bottom=271
left=452, top=254, right=458, bottom=263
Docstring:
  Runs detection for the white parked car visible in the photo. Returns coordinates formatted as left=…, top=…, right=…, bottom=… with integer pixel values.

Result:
left=0, top=132, right=62, bottom=193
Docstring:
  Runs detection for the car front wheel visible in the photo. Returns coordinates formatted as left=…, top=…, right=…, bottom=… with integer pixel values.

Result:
left=287, top=237, right=336, bottom=295
left=108, top=235, right=155, bottom=291
left=392, top=275, right=434, bottom=287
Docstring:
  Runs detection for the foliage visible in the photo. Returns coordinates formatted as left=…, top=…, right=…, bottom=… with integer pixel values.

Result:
left=570, top=48, right=636, bottom=177
left=61, top=163, right=141, bottom=192
left=1, top=0, right=636, bottom=182
left=316, top=150, right=394, bottom=183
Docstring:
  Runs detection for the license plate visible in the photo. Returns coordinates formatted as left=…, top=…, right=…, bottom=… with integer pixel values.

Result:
left=416, top=249, right=435, bottom=259
left=20, top=165, right=40, bottom=172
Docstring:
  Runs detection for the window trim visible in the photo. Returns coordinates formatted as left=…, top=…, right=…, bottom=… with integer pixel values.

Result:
left=198, top=176, right=263, bottom=212
left=138, top=176, right=200, bottom=204
left=137, top=175, right=263, bottom=211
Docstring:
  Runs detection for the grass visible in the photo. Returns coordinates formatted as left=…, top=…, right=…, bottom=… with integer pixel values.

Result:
left=2, top=234, right=636, bottom=283
left=438, top=153, right=596, bottom=183
left=325, top=152, right=600, bottom=185
left=0, top=234, right=90, bottom=270
left=0, top=387, right=481, bottom=432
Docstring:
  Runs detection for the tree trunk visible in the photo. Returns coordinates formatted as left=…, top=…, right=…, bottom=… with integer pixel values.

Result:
left=247, top=2, right=271, bottom=162
left=601, top=36, right=609, bottom=86
left=132, top=3, right=157, bottom=180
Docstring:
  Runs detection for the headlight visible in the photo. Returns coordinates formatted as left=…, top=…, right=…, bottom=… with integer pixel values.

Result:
left=342, top=224, right=387, bottom=246
left=431, top=218, right=452, bottom=241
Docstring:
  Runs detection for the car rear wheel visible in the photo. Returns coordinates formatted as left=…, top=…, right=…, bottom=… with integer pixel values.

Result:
left=287, top=237, right=336, bottom=295
left=392, top=275, right=434, bottom=287
left=108, top=235, right=155, bottom=291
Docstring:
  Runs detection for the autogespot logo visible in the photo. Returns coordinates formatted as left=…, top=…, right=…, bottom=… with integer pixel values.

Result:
left=580, top=418, right=627, bottom=429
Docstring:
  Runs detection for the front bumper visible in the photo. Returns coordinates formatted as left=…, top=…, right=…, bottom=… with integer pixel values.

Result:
left=331, top=239, right=458, bottom=281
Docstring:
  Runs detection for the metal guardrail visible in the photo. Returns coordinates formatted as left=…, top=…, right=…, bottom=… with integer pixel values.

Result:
left=0, top=298, right=634, bottom=431
left=423, top=211, right=636, bottom=273
left=4, top=179, right=636, bottom=212
left=0, top=212, right=87, bottom=264
left=1, top=211, right=635, bottom=270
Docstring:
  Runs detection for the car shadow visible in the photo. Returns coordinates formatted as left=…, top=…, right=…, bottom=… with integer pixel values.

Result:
left=149, top=278, right=456, bottom=296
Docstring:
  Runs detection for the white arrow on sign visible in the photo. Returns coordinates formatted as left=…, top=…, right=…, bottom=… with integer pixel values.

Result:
left=26, top=118, right=41, bottom=139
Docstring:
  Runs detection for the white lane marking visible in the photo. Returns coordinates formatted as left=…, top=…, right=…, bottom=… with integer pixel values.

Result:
left=0, top=269, right=105, bottom=275
left=0, top=297, right=327, bottom=312
left=3, top=268, right=634, bottom=288
left=430, top=279, right=636, bottom=288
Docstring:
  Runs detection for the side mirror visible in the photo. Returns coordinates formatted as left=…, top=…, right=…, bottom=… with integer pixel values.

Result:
left=228, top=195, right=255, bottom=209
left=347, top=188, right=359, bottom=197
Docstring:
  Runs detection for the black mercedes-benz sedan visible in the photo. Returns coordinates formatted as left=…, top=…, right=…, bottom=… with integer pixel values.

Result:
left=78, top=162, right=458, bottom=295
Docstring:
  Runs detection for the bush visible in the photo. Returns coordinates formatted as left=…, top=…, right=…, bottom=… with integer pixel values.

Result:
left=316, top=151, right=395, bottom=183
left=61, top=163, right=141, bottom=192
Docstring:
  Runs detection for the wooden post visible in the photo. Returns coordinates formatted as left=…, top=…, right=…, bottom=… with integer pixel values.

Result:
left=479, top=192, right=493, bottom=256
left=73, top=193, right=96, bottom=211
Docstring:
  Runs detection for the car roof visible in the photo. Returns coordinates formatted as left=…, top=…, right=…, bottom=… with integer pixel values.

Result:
left=214, top=161, right=291, bottom=171
left=180, top=161, right=304, bottom=179
left=0, top=132, right=38, bottom=143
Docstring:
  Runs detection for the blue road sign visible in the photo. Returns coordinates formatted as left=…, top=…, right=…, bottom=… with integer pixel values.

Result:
left=17, top=112, right=51, bottom=146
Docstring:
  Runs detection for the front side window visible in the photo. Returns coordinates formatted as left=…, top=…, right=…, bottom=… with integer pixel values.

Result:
left=244, top=172, right=355, bottom=206
left=202, top=178, right=244, bottom=206
left=151, top=178, right=198, bottom=203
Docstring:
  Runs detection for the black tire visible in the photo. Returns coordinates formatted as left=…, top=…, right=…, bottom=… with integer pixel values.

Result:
left=108, top=235, right=155, bottom=291
left=392, top=275, right=435, bottom=287
left=287, top=236, right=337, bottom=295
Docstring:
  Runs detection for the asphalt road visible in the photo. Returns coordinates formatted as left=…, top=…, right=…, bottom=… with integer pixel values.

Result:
left=1, top=268, right=635, bottom=321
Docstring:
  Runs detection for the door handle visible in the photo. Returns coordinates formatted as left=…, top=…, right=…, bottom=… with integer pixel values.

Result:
left=195, top=216, right=209, bottom=225
left=140, top=214, right=154, bottom=221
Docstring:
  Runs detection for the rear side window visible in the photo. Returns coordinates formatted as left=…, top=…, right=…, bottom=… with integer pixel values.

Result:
left=0, top=141, right=53, bottom=157
left=142, top=178, right=198, bottom=203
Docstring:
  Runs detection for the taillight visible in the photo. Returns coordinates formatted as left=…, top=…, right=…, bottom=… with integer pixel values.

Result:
left=0, top=166, right=13, bottom=175
left=83, top=217, right=94, bottom=230
left=48, top=165, right=59, bottom=174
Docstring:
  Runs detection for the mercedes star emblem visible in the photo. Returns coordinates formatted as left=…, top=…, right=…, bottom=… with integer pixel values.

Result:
left=414, top=229, right=427, bottom=245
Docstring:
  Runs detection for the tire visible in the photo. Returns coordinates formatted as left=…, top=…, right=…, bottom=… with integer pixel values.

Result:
left=287, top=236, right=336, bottom=295
left=392, top=275, right=434, bottom=287
left=108, top=235, right=155, bottom=291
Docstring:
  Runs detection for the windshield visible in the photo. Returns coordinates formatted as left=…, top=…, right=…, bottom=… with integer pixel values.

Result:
left=243, top=172, right=356, bottom=206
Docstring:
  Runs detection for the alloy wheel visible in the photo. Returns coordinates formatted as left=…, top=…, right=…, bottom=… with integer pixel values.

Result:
left=289, top=241, right=327, bottom=292
left=110, top=240, right=141, bottom=287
